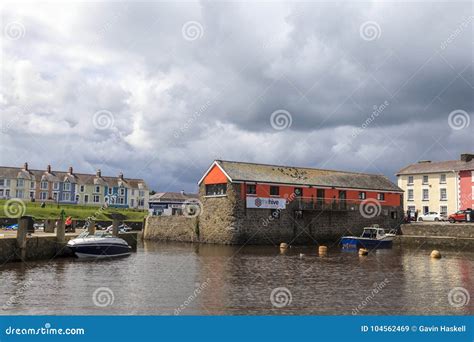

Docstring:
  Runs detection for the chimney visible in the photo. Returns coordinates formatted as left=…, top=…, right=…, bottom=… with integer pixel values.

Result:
left=418, top=160, right=431, bottom=164
left=118, top=172, right=124, bottom=180
left=180, top=190, right=185, bottom=195
left=68, top=166, right=73, bottom=175
left=47, top=164, right=51, bottom=173
left=460, top=153, right=474, bottom=162
left=23, top=162, right=28, bottom=171
left=96, top=169, right=101, bottom=177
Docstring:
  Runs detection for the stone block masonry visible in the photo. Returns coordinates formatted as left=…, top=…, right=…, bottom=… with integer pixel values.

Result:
left=144, top=182, right=404, bottom=245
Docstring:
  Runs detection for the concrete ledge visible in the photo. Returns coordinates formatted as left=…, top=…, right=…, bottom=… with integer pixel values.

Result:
left=400, top=223, right=474, bottom=238
left=395, top=235, right=474, bottom=249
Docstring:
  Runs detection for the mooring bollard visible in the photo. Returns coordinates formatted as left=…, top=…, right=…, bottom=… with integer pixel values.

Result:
left=17, top=216, right=32, bottom=261
left=56, top=219, right=65, bottom=244
left=112, top=219, right=120, bottom=236
left=430, top=250, right=441, bottom=259
left=88, top=220, right=96, bottom=235
left=318, top=246, right=328, bottom=254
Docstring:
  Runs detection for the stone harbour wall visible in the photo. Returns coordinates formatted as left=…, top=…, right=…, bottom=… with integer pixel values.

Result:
left=143, top=216, right=198, bottom=242
left=395, top=223, right=474, bottom=249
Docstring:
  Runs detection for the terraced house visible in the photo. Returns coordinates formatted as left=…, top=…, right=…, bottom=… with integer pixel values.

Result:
left=0, top=163, right=149, bottom=209
left=397, top=153, right=474, bottom=216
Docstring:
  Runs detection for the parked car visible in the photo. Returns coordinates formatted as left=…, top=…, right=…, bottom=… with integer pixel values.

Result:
left=448, top=209, right=473, bottom=223
left=105, top=224, right=132, bottom=233
left=418, top=212, right=445, bottom=222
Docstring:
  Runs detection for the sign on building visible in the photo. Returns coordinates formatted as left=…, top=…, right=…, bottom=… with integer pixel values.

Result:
left=246, top=197, right=286, bottom=209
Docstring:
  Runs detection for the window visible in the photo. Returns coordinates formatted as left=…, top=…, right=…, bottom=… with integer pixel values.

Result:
left=139, top=190, right=145, bottom=197
left=17, top=179, right=24, bottom=187
left=30, top=181, right=35, bottom=189
left=16, top=190, right=24, bottom=198
left=118, top=197, right=125, bottom=204
left=93, top=195, right=100, bottom=203
left=5, top=189, right=10, bottom=197
left=390, top=211, right=398, bottom=219
left=84, top=195, right=89, bottom=203
left=246, top=184, right=256, bottom=195
left=422, top=189, right=429, bottom=201
left=294, top=188, right=303, bottom=197
left=131, top=189, right=135, bottom=196
left=62, top=192, right=71, bottom=201
left=423, top=206, right=429, bottom=214
left=270, top=186, right=279, bottom=196
left=422, top=175, right=428, bottom=184
left=130, top=199, right=135, bottom=207
left=120, top=188, right=125, bottom=196
left=138, top=198, right=145, bottom=206
left=408, top=189, right=414, bottom=201
left=407, top=205, right=416, bottom=213
left=407, top=176, right=414, bottom=185
left=6, top=180, right=10, bottom=186
left=40, top=192, right=47, bottom=200
left=205, top=184, right=227, bottom=196
left=53, top=182, right=59, bottom=190
left=41, top=181, right=48, bottom=190
left=29, top=191, right=34, bottom=198
left=440, top=174, right=446, bottom=184
left=377, top=193, right=385, bottom=201
left=63, top=182, right=71, bottom=191
left=75, top=194, right=80, bottom=202
left=440, top=206, right=448, bottom=216
left=0, top=179, right=4, bottom=186
left=95, top=186, right=100, bottom=193
left=440, top=188, right=447, bottom=201
left=358, top=192, right=366, bottom=200
left=0, top=189, right=3, bottom=197
left=270, top=209, right=280, bottom=219
left=108, top=187, right=113, bottom=195
left=80, top=185, right=85, bottom=192
left=53, top=192, right=58, bottom=200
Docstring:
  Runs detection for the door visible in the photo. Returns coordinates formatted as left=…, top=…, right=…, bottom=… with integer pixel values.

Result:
left=338, top=190, right=346, bottom=209
left=316, top=189, right=325, bottom=209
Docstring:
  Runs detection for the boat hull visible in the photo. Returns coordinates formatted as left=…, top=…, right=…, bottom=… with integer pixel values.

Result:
left=341, top=237, right=393, bottom=249
left=69, top=243, right=131, bottom=258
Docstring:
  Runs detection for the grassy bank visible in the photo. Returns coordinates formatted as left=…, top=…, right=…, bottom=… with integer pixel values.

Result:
left=0, top=199, right=148, bottom=222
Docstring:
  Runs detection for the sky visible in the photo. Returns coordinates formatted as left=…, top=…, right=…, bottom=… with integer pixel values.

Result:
left=1, top=0, right=473, bottom=193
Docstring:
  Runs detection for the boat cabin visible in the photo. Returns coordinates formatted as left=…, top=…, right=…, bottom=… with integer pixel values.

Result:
left=361, top=227, right=386, bottom=239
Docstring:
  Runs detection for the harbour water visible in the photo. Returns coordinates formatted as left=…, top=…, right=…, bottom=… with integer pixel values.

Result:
left=0, top=241, right=473, bottom=315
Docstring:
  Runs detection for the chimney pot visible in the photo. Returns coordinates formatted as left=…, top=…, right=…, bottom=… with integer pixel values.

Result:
left=47, top=165, right=51, bottom=173
left=68, top=166, right=73, bottom=174
left=96, top=169, right=101, bottom=177
left=180, top=190, right=185, bottom=195
left=460, top=153, right=474, bottom=162
left=23, top=162, right=28, bottom=171
left=118, top=172, right=124, bottom=180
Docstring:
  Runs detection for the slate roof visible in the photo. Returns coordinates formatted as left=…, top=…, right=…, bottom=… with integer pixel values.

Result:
left=0, top=166, right=148, bottom=189
left=397, top=159, right=474, bottom=175
left=209, top=160, right=403, bottom=192
left=149, top=192, right=199, bottom=202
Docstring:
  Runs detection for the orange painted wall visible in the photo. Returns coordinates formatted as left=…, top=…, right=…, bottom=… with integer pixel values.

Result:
left=203, top=165, right=229, bottom=184
left=202, top=165, right=401, bottom=206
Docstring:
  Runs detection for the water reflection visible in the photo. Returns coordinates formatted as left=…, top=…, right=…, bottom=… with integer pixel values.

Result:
left=0, top=242, right=472, bottom=315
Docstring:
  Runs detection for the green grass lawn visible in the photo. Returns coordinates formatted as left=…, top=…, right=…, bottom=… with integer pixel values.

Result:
left=0, top=199, right=148, bottom=222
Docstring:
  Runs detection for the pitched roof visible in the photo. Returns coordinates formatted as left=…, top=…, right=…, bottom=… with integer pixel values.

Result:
left=397, top=159, right=474, bottom=175
left=149, top=192, right=199, bottom=202
left=201, top=160, right=403, bottom=192
left=0, top=166, right=148, bottom=189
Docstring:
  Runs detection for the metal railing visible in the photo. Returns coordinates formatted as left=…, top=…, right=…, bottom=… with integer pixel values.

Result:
left=289, top=197, right=364, bottom=211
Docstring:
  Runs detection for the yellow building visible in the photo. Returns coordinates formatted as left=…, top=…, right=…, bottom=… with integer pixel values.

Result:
left=397, top=160, right=460, bottom=217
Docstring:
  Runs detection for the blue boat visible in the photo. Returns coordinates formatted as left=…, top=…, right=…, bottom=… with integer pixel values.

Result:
left=341, top=226, right=396, bottom=249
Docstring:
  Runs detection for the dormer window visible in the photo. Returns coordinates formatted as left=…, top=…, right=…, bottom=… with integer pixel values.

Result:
left=17, top=179, right=24, bottom=187
left=95, top=185, right=101, bottom=194
left=53, top=182, right=59, bottom=190
left=41, top=181, right=48, bottom=190
left=120, top=188, right=125, bottom=196
left=63, top=180, right=71, bottom=191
